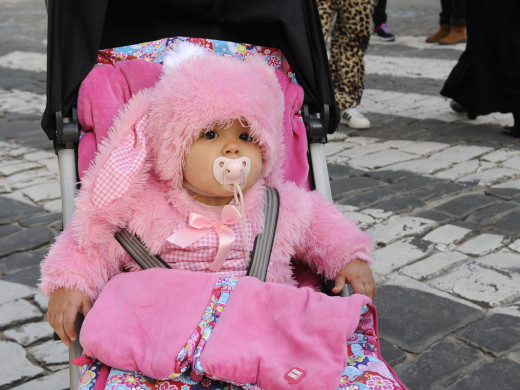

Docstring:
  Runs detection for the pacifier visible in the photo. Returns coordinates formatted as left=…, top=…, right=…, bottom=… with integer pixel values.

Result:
left=212, top=156, right=252, bottom=262
left=213, top=156, right=251, bottom=190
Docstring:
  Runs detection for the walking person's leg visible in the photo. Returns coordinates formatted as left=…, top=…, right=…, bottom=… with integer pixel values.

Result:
left=372, top=0, right=386, bottom=27
left=372, top=0, right=395, bottom=41
left=450, top=0, right=466, bottom=27
left=426, top=0, right=452, bottom=43
left=317, top=0, right=335, bottom=45
left=332, top=0, right=375, bottom=129
left=438, top=0, right=467, bottom=44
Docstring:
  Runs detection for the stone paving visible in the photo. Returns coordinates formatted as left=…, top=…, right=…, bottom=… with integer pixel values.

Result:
left=326, top=127, right=520, bottom=390
left=1, top=0, right=520, bottom=389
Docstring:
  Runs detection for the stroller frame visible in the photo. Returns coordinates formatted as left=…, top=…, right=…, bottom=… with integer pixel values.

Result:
left=43, top=1, right=341, bottom=388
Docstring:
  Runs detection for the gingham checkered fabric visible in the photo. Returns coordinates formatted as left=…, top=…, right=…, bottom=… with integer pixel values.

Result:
left=162, top=215, right=255, bottom=277
left=92, top=115, right=148, bottom=208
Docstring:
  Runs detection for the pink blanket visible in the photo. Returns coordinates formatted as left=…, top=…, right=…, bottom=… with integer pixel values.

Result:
left=80, top=269, right=370, bottom=389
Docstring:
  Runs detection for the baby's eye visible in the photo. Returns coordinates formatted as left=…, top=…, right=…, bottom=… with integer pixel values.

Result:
left=239, top=132, right=253, bottom=142
left=203, top=131, right=217, bottom=140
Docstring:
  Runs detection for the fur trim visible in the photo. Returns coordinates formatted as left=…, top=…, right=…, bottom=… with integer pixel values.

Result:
left=147, top=50, right=285, bottom=190
left=162, top=41, right=207, bottom=72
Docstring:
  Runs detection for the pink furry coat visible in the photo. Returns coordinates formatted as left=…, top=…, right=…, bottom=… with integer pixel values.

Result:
left=39, top=48, right=373, bottom=302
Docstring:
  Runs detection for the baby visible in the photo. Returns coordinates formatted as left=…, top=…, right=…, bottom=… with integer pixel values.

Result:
left=40, top=43, right=376, bottom=352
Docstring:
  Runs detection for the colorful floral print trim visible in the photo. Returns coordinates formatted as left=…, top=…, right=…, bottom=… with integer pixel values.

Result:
left=97, top=36, right=297, bottom=84
left=338, top=305, right=403, bottom=390
left=78, top=358, right=105, bottom=390
left=106, top=368, right=234, bottom=390
left=78, top=359, right=245, bottom=389
left=170, top=275, right=239, bottom=380
left=78, top=359, right=245, bottom=390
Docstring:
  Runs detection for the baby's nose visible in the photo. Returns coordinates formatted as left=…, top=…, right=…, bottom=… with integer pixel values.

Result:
left=224, top=142, right=240, bottom=155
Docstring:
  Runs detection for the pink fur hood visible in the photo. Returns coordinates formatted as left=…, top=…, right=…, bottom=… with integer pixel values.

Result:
left=40, top=46, right=373, bottom=300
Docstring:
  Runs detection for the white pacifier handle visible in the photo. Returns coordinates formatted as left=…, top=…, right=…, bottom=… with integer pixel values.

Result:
left=213, top=156, right=251, bottom=190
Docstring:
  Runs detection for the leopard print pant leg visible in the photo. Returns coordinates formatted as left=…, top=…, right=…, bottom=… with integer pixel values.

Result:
left=318, top=0, right=375, bottom=110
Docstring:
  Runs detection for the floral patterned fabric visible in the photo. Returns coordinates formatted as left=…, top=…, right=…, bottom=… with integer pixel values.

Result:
left=339, top=305, right=403, bottom=390
left=171, top=275, right=240, bottom=381
left=78, top=305, right=403, bottom=390
left=106, top=369, right=235, bottom=390
left=97, top=36, right=297, bottom=84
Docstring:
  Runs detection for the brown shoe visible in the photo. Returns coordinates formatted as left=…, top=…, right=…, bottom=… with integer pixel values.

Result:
left=438, top=26, right=467, bottom=45
left=425, top=24, right=450, bottom=43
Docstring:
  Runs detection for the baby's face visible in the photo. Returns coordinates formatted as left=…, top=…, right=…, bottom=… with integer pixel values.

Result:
left=183, top=119, right=263, bottom=206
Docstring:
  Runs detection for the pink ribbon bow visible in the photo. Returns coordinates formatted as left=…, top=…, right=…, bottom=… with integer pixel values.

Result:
left=167, top=205, right=242, bottom=272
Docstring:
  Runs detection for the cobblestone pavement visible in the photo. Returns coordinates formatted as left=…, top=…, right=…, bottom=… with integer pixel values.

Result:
left=1, top=0, right=520, bottom=389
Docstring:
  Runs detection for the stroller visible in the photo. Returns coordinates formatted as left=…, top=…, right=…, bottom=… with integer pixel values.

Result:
left=42, top=1, right=405, bottom=389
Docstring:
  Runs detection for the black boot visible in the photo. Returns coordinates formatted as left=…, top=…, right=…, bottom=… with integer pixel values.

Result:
left=503, top=112, right=520, bottom=137
left=450, top=100, right=466, bottom=114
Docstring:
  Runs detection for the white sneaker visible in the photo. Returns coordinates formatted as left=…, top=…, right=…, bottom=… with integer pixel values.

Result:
left=340, top=107, right=370, bottom=129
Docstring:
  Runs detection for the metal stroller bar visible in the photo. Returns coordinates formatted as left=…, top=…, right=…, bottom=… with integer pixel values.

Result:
left=54, top=109, right=83, bottom=388
left=303, top=104, right=333, bottom=201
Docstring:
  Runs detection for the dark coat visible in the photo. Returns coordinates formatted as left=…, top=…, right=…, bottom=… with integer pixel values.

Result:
left=441, top=0, right=520, bottom=118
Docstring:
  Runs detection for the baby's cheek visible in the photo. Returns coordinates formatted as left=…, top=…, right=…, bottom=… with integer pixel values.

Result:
left=253, top=159, right=264, bottom=178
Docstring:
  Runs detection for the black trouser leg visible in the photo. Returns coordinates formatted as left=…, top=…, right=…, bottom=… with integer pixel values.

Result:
left=439, top=0, right=451, bottom=25
left=450, top=0, right=466, bottom=26
left=372, top=0, right=387, bottom=27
